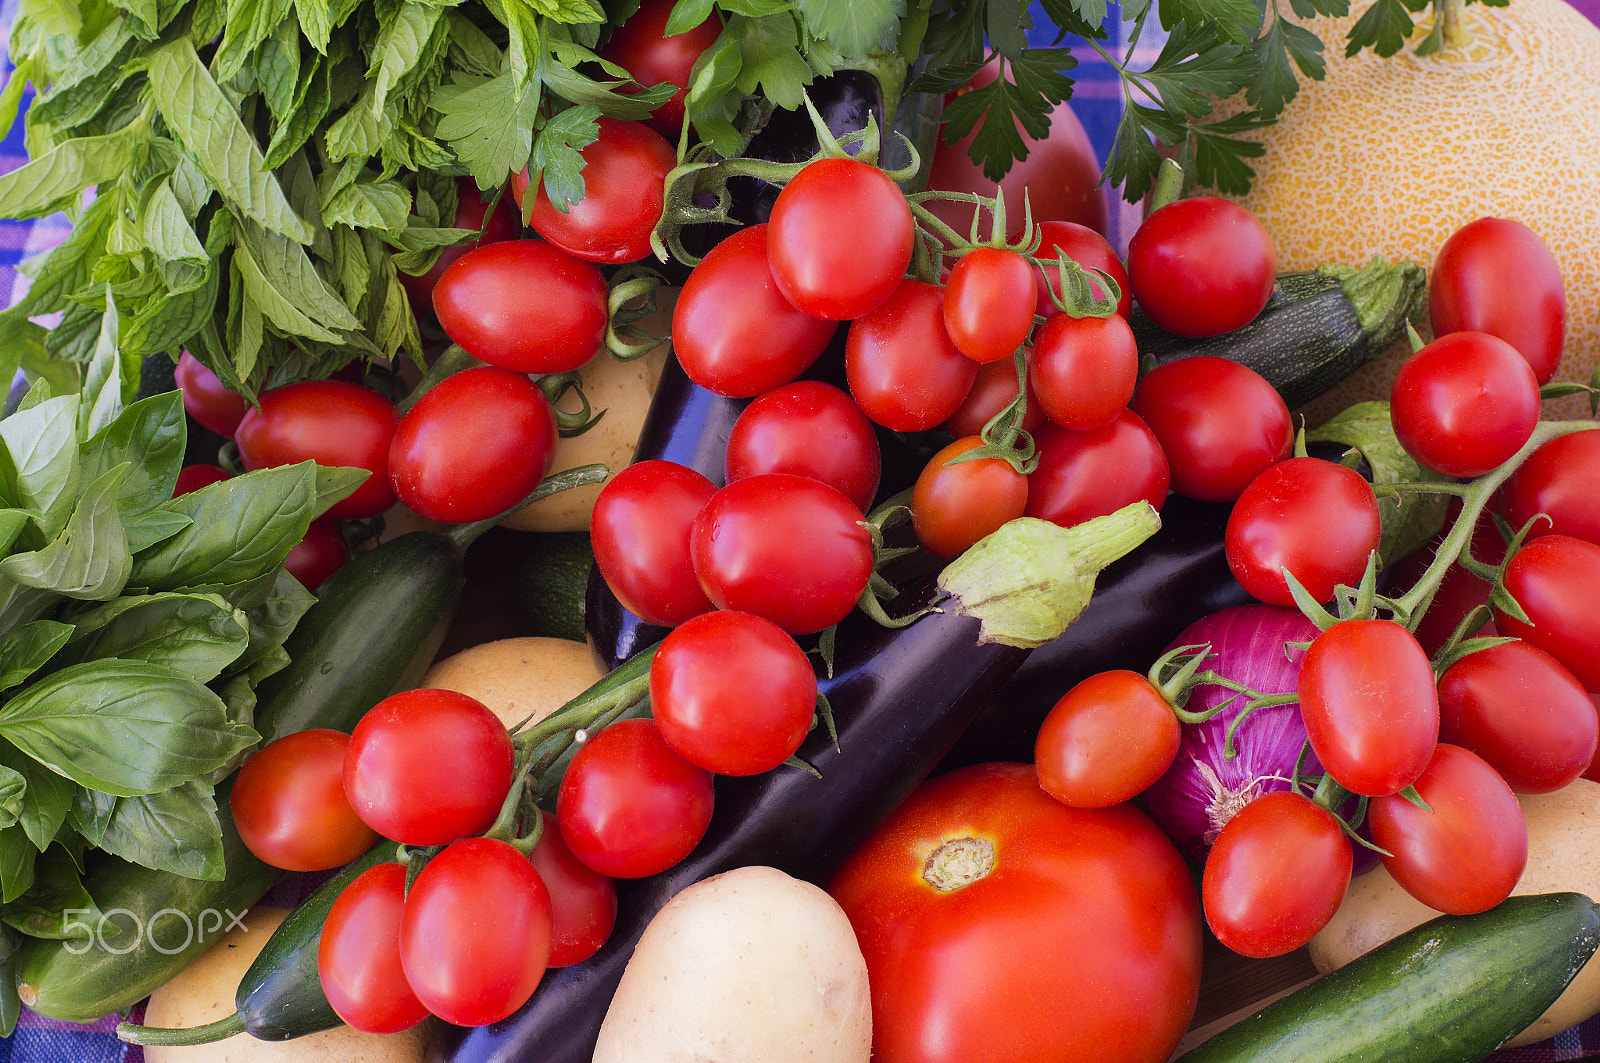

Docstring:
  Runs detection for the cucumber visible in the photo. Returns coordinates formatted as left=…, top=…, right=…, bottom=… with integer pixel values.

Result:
left=14, top=530, right=467, bottom=1023
left=117, top=839, right=404, bottom=1046
left=1133, top=258, right=1426, bottom=410
left=515, top=531, right=594, bottom=643
left=1175, top=892, right=1600, bottom=1063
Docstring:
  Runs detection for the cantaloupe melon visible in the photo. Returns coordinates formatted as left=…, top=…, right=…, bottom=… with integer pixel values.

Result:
left=1209, top=0, right=1600, bottom=424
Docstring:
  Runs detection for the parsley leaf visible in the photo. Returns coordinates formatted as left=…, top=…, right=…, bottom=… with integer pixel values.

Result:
left=432, top=71, right=543, bottom=190
left=794, top=0, right=903, bottom=56
left=529, top=103, right=603, bottom=211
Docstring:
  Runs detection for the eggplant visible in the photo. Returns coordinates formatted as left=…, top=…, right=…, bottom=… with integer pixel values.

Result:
left=432, top=575, right=1031, bottom=1063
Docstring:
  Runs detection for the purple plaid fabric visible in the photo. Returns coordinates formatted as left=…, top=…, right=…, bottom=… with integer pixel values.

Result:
left=2, top=2, right=1599, bottom=1060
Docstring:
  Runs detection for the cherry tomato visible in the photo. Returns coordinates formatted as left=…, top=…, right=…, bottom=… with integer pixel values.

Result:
left=1030, top=311, right=1139, bottom=432
left=724, top=379, right=881, bottom=513
left=1437, top=639, right=1598, bottom=794
left=1024, top=410, right=1170, bottom=529
left=234, top=380, right=399, bottom=520
left=284, top=517, right=347, bottom=593
left=845, top=279, right=978, bottom=432
left=1368, top=743, right=1527, bottom=915
left=943, top=247, right=1037, bottom=364
left=1201, top=790, right=1353, bottom=958
left=943, top=356, right=1045, bottom=439
left=1390, top=331, right=1540, bottom=479
left=556, top=718, right=714, bottom=879
left=690, top=473, right=874, bottom=635
left=398, top=178, right=521, bottom=319
left=1498, top=428, right=1600, bottom=546
left=1126, top=197, right=1276, bottom=338
left=1034, top=669, right=1180, bottom=809
left=388, top=366, right=558, bottom=524
left=175, top=351, right=249, bottom=438
left=526, top=809, right=617, bottom=967
left=590, top=459, right=717, bottom=628
left=672, top=224, right=838, bottom=397
left=1493, top=533, right=1600, bottom=691
left=344, top=688, right=516, bottom=846
left=1297, top=619, right=1439, bottom=797
left=515, top=117, right=676, bottom=265
left=399, top=836, right=553, bottom=1026
left=1031, top=220, right=1131, bottom=319
left=1130, top=355, right=1292, bottom=503
left=1225, top=456, right=1381, bottom=607
left=650, top=609, right=818, bottom=776
left=767, top=156, right=913, bottom=321
left=910, top=435, right=1028, bottom=559
left=319, top=863, right=431, bottom=1034
left=433, top=239, right=608, bottom=374
left=596, top=0, right=722, bottom=137
left=829, top=763, right=1203, bottom=1063
left=230, top=729, right=378, bottom=872
left=172, top=463, right=230, bottom=497
left=1429, top=216, right=1566, bottom=383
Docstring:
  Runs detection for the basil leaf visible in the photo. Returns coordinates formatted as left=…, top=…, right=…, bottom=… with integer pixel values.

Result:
left=95, top=779, right=226, bottom=881
left=0, top=828, right=36, bottom=903
left=0, top=395, right=81, bottom=543
left=0, top=659, right=257, bottom=798
left=0, top=766, right=26, bottom=830
left=0, top=620, right=74, bottom=693
left=0, top=462, right=132, bottom=602
left=1, top=846, right=103, bottom=940
left=77, top=289, right=124, bottom=445
left=63, top=592, right=251, bottom=682
left=81, top=391, right=187, bottom=524
left=70, top=788, right=118, bottom=848
left=0, top=743, right=75, bottom=853
left=229, top=567, right=315, bottom=677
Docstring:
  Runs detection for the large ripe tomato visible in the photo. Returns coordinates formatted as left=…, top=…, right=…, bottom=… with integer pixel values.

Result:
left=398, top=177, right=521, bottom=318
left=1429, top=216, right=1566, bottom=383
left=829, top=762, right=1203, bottom=1063
left=689, top=473, right=875, bottom=635
left=1030, top=311, right=1139, bottom=432
left=1201, top=790, right=1352, bottom=959
left=319, top=862, right=431, bottom=1034
left=526, top=809, right=618, bottom=968
left=432, top=239, right=608, bottom=374
left=597, top=0, right=722, bottom=137
left=672, top=224, right=838, bottom=397
left=724, top=379, right=881, bottom=513
left=1437, top=639, right=1598, bottom=794
left=344, top=688, right=516, bottom=846
left=515, top=117, right=676, bottom=265
left=399, top=836, right=553, bottom=1026
left=1390, top=331, right=1540, bottom=479
left=1024, top=410, right=1170, bottom=529
left=767, top=156, right=913, bottom=321
left=1225, top=456, right=1381, bottom=606
left=230, top=729, right=378, bottom=872
left=1126, top=197, right=1276, bottom=338
left=1497, top=428, right=1600, bottom=546
left=910, top=435, right=1028, bottom=559
left=1130, top=355, right=1292, bottom=503
left=590, top=459, right=717, bottom=628
left=1034, top=669, right=1180, bottom=809
left=388, top=366, right=558, bottom=524
left=234, top=379, right=399, bottom=520
left=942, top=247, right=1037, bottom=364
left=650, top=609, right=818, bottom=776
left=1368, top=743, right=1528, bottom=915
left=175, top=350, right=249, bottom=438
left=1031, top=220, right=1131, bottom=319
left=556, top=717, right=714, bottom=879
left=1493, top=533, right=1600, bottom=691
left=845, top=279, right=978, bottom=432
left=1296, top=619, right=1439, bottom=797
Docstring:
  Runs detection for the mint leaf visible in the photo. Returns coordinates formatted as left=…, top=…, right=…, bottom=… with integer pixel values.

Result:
left=0, top=120, right=146, bottom=220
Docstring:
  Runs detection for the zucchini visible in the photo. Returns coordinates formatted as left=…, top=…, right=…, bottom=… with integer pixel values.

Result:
left=13, top=529, right=467, bottom=1022
left=1175, top=892, right=1600, bottom=1063
left=1132, top=258, right=1426, bottom=410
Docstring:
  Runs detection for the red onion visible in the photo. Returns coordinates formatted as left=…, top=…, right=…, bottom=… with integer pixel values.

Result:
left=1140, top=604, right=1323, bottom=862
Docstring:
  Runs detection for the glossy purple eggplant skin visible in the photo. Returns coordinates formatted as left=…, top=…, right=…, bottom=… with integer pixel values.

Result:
left=429, top=576, right=1028, bottom=1063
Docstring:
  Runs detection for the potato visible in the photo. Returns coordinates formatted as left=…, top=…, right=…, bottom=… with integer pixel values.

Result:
left=420, top=635, right=603, bottom=731
left=593, top=865, right=872, bottom=1063
left=143, top=906, right=435, bottom=1063
left=1308, top=777, right=1600, bottom=1047
left=499, top=292, right=674, bottom=533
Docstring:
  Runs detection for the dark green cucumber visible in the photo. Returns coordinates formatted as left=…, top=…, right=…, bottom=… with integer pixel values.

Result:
left=1176, top=892, right=1600, bottom=1063
left=15, top=530, right=467, bottom=1023
left=116, top=839, right=404, bottom=1046
left=1133, top=257, right=1426, bottom=410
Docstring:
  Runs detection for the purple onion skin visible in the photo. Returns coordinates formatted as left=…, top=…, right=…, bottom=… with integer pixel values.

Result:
left=1139, top=604, right=1324, bottom=862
